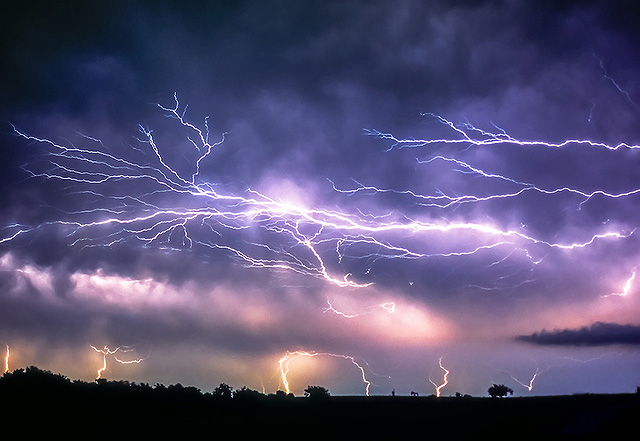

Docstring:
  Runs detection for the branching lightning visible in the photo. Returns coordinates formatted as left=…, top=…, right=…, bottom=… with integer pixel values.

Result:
left=323, top=299, right=396, bottom=318
left=365, top=113, right=640, bottom=152
left=332, top=153, right=640, bottom=212
left=4, top=94, right=636, bottom=297
left=428, top=356, right=449, bottom=397
left=278, top=350, right=373, bottom=396
left=509, top=367, right=542, bottom=392
left=90, top=345, right=145, bottom=380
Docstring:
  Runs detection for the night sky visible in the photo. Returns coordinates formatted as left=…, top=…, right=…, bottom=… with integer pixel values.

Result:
left=2, top=0, right=640, bottom=396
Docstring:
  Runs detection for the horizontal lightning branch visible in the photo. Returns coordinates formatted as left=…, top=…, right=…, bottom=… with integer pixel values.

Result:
left=4, top=96, right=636, bottom=291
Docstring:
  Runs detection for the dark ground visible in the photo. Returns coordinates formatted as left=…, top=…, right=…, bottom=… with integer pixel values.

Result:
left=1, top=367, right=637, bottom=439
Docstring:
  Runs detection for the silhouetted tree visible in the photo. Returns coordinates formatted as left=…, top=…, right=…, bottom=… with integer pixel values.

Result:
left=488, top=384, right=513, bottom=398
left=270, top=389, right=294, bottom=399
left=212, top=382, right=233, bottom=399
left=304, top=385, right=330, bottom=399
left=233, top=386, right=265, bottom=401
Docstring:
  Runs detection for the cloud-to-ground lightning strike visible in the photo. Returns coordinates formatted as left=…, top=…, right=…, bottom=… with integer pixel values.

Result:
left=428, top=356, right=449, bottom=397
left=509, top=367, right=542, bottom=392
left=278, top=350, right=373, bottom=396
left=90, top=345, right=145, bottom=380
left=4, top=94, right=636, bottom=297
left=4, top=345, right=9, bottom=374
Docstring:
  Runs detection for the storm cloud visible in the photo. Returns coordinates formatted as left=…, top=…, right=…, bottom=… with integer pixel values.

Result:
left=1, top=0, right=639, bottom=396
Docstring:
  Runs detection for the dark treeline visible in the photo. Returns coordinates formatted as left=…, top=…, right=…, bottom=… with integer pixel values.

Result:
left=1, top=366, right=638, bottom=439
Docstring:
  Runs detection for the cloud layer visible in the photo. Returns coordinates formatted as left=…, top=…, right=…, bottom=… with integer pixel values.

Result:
left=1, top=0, right=639, bottom=395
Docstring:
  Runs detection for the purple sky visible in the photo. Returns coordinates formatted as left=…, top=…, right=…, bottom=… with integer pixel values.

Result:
left=1, top=0, right=640, bottom=396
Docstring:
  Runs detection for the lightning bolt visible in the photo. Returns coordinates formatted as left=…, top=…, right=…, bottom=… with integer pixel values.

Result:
left=3, top=345, right=9, bottom=374
left=323, top=299, right=396, bottom=318
left=90, top=345, right=146, bottom=380
left=278, top=350, right=373, bottom=396
left=428, top=356, right=449, bottom=397
left=603, top=268, right=636, bottom=298
left=595, top=55, right=637, bottom=108
left=4, top=94, right=636, bottom=298
left=509, top=367, right=542, bottom=392
left=365, top=112, right=640, bottom=152
left=332, top=154, right=640, bottom=212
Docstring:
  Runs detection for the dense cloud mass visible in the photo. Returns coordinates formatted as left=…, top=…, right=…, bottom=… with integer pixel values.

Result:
left=1, top=0, right=639, bottom=396
left=518, top=322, right=640, bottom=346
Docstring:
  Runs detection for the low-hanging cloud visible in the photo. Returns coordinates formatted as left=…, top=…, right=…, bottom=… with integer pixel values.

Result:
left=517, top=321, right=640, bottom=346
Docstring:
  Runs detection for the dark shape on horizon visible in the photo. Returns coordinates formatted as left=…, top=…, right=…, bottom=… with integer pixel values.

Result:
left=212, top=382, right=233, bottom=399
left=270, top=389, right=295, bottom=398
left=516, top=322, right=640, bottom=346
left=233, top=386, right=265, bottom=401
left=488, top=384, right=514, bottom=398
left=410, top=391, right=419, bottom=396
left=304, top=385, right=330, bottom=399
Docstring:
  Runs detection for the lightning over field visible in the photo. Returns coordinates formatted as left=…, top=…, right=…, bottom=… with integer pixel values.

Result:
left=278, top=350, right=374, bottom=396
left=1, top=1, right=639, bottom=397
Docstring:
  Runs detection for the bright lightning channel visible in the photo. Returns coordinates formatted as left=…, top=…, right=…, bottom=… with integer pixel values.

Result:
left=509, top=367, right=541, bottom=392
left=603, top=268, right=636, bottom=298
left=4, top=95, right=635, bottom=295
left=278, top=350, right=372, bottom=396
left=365, top=113, right=640, bottom=151
left=428, top=356, right=449, bottom=397
left=331, top=154, right=640, bottom=211
left=90, top=345, right=145, bottom=380
left=4, top=345, right=9, bottom=374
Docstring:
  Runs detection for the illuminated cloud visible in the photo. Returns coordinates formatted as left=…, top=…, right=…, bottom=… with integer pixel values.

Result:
left=1, top=1, right=640, bottom=395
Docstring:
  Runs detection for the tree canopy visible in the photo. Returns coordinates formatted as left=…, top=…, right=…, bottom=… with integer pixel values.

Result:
left=488, top=384, right=514, bottom=398
left=304, top=385, right=330, bottom=399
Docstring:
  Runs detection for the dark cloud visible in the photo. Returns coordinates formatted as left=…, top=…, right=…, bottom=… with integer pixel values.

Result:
left=2, top=0, right=640, bottom=394
left=517, top=322, right=640, bottom=346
